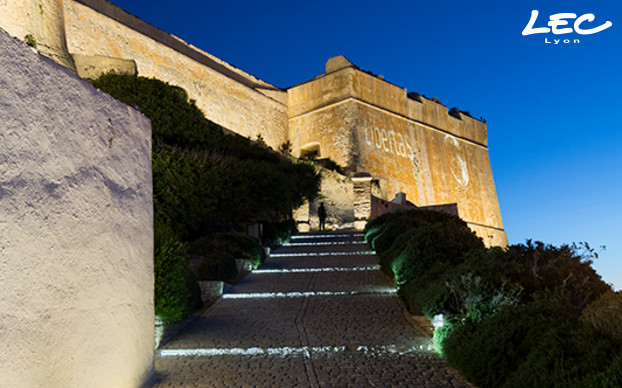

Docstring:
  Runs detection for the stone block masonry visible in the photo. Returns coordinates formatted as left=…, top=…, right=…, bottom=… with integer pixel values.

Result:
left=288, top=57, right=507, bottom=246
left=0, top=29, right=154, bottom=387
left=63, top=0, right=290, bottom=150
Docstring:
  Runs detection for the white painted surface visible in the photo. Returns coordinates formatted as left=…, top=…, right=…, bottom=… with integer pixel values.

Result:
left=0, top=29, right=154, bottom=387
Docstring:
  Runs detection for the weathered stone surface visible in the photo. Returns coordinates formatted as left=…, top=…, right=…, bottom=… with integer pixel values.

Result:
left=289, top=66, right=507, bottom=246
left=63, top=0, right=289, bottom=150
left=353, top=173, right=373, bottom=230
left=0, top=29, right=154, bottom=387
left=73, top=53, right=137, bottom=79
left=325, top=54, right=355, bottom=73
left=0, top=0, right=76, bottom=71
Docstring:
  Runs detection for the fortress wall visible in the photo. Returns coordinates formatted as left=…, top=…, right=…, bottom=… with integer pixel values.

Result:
left=0, top=0, right=76, bottom=70
left=289, top=67, right=507, bottom=246
left=289, top=66, right=488, bottom=146
left=62, top=0, right=289, bottom=149
left=0, top=30, right=154, bottom=387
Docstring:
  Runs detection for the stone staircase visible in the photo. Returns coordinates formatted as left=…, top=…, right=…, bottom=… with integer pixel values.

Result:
left=154, top=231, right=473, bottom=387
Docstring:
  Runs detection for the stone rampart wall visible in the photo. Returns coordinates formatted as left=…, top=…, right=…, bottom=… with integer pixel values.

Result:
left=0, top=29, right=154, bottom=387
left=289, top=66, right=507, bottom=246
left=62, top=0, right=289, bottom=149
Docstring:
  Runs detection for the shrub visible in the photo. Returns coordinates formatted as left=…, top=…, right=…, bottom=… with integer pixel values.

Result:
left=503, top=323, right=620, bottom=388
left=211, top=232, right=265, bottom=268
left=398, top=261, right=451, bottom=317
left=262, top=219, right=296, bottom=248
left=154, top=223, right=198, bottom=324
left=365, top=209, right=468, bottom=252
left=580, top=290, right=622, bottom=342
left=385, top=222, right=483, bottom=286
left=442, top=298, right=581, bottom=388
left=191, top=232, right=265, bottom=269
left=580, top=350, right=622, bottom=388
left=196, top=252, right=238, bottom=281
left=501, top=241, right=610, bottom=309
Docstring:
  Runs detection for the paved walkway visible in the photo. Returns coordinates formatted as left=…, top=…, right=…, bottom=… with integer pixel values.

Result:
left=155, top=232, right=473, bottom=387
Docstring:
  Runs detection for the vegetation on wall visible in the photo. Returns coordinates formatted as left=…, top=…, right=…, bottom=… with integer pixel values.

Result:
left=365, top=210, right=620, bottom=388
left=91, top=73, right=321, bottom=324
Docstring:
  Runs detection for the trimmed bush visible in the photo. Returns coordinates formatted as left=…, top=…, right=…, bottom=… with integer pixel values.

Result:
left=262, top=219, right=296, bottom=248
left=191, top=232, right=265, bottom=269
left=154, top=223, right=198, bottom=325
left=196, top=252, right=238, bottom=282
left=385, top=222, right=483, bottom=285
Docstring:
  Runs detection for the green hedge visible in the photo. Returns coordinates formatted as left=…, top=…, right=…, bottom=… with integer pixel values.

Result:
left=196, top=252, right=238, bottom=282
left=92, top=74, right=321, bottom=324
left=154, top=222, right=202, bottom=324
left=191, top=232, right=265, bottom=270
left=366, top=210, right=617, bottom=387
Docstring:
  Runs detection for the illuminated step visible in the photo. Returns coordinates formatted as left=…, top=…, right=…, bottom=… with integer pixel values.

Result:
left=221, top=289, right=397, bottom=299
left=282, top=241, right=367, bottom=247
left=269, top=251, right=376, bottom=257
left=290, top=233, right=365, bottom=239
left=160, top=344, right=435, bottom=357
left=253, top=265, right=380, bottom=274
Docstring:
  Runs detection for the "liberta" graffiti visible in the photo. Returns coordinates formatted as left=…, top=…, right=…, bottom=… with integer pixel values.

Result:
left=364, top=126, right=415, bottom=161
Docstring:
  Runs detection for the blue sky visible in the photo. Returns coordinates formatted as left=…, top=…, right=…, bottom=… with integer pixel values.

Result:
left=109, top=0, right=621, bottom=289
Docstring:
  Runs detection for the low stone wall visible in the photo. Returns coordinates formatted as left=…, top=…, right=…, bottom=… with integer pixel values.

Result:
left=370, top=195, right=459, bottom=220
left=0, top=29, right=154, bottom=387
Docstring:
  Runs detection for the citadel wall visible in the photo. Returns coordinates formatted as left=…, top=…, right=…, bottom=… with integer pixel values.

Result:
left=62, top=0, right=289, bottom=150
left=0, top=29, right=154, bottom=387
left=289, top=58, right=507, bottom=246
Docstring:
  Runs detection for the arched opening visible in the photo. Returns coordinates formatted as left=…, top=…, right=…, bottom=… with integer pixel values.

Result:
left=299, top=142, right=321, bottom=160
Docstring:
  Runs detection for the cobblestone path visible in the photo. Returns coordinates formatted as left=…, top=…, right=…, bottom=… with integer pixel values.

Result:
left=155, top=232, right=473, bottom=387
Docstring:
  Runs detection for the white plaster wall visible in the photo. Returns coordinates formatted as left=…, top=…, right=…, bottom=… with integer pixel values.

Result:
left=0, top=29, right=154, bottom=387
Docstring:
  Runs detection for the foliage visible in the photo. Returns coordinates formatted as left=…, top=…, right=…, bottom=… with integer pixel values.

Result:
left=196, top=252, right=238, bottom=282
left=364, top=210, right=615, bottom=388
left=315, top=158, right=346, bottom=175
left=500, top=240, right=609, bottom=309
left=24, top=34, right=36, bottom=48
left=262, top=219, right=296, bottom=248
left=384, top=221, right=483, bottom=285
left=209, top=232, right=265, bottom=268
left=278, top=140, right=292, bottom=156
left=432, top=315, right=457, bottom=358
left=153, top=222, right=200, bottom=324
left=91, top=73, right=320, bottom=232
left=191, top=232, right=265, bottom=280
left=580, top=351, right=622, bottom=388
left=443, top=298, right=581, bottom=388
left=92, top=73, right=321, bottom=323
left=502, top=322, right=620, bottom=388
left=580, top=290, right=622, bottom=342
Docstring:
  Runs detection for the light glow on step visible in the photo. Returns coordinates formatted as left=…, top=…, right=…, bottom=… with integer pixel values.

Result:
left=269, top=251, right=376, bottom=257
left=290, top=233, right=365, bottom=239
left=283, top=241, right=367, bottom=247
left=160, top=344, right=434, bottom=358
left=253, top=265, right=380, bottom=274
left=221, top=289, right=397, bottom=299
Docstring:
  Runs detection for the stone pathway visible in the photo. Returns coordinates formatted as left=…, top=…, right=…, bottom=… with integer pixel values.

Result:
left=154, top=232, right=473, bottom=387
